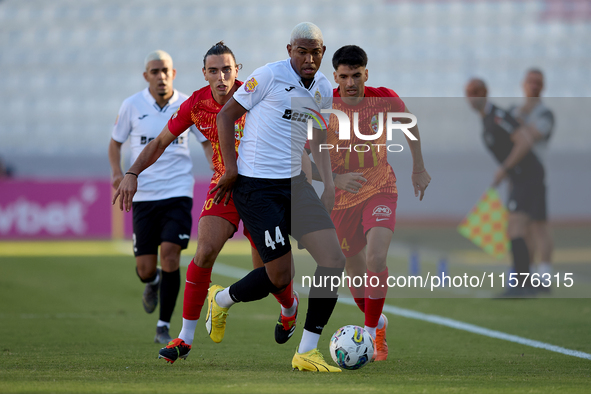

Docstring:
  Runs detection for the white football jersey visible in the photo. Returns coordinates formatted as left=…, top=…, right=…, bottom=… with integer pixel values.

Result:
left=233, top=59, right=332, bottom=179
left=112, top=88, right=205, bottom=202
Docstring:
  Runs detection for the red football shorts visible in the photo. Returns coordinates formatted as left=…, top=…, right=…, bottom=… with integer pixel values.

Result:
left=199, top=183, right=254, bottom=247
left=330, top=193, right=398, bottom=258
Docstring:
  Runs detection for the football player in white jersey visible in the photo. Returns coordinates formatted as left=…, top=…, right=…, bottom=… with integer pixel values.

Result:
left=108, top=50, right=208, bottom=343
left=209, top=22, right=346, bottom=372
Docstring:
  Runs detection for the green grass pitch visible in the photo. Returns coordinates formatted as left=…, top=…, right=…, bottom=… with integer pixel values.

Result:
left=0, top=248, right=590, bottom=393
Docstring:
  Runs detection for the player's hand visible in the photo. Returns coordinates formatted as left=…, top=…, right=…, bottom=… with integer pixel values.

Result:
left=112, top=174, right=138, bottom=212
left=210, top=169, right=237, bottom=206
left=492, top=167, right=507, bottom=187
left=411, top=169, right=431, bottom=201
left=111, top=173, right=124, bottom=190
left=334, top=173, right=366, bottom=194
left=321, top=186, right=336, bottom=214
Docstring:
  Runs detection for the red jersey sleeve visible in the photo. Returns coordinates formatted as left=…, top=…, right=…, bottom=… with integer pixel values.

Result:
left=375, top=87, right=405, bottom=112
left=167, top=92, right=197, bottom=137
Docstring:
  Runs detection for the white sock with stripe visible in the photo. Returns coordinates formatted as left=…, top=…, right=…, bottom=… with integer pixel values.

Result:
left=298, top=329, right=320, bottom=354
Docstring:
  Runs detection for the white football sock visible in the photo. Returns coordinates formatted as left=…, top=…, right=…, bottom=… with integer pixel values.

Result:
left=377, top=314, right=386, bottom=329
left=281, top=296, right=298, bottom=318
left=539, top=262, right=553, bottom=276
left=179, top=318, right=198, bottom=345
left=215, top=287, right=235, bottom=309
left=364, top=326, right=377, bottom=340
left=156, top=320, right=170, bottom=328
left=298, top=329, right=320, bottom=354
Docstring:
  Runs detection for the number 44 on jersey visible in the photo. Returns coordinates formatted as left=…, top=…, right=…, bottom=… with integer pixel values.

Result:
left=265, top=226, right=285, bottom=250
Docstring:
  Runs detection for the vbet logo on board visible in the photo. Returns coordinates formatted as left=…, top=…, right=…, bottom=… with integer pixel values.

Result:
left=304, top=107, right=418, bottom=153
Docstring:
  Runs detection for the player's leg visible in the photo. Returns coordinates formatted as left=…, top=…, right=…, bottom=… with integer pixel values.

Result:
left=529, top=181, right=553, bottom=286
left=136, top=254, right=160, bottom=314
left=364, top=227, right=393, bottom=360
left=359, top=193, right=397, bottom=358
left=209, top=251, right=292, bottom=343
left=243, top=224, right=298, bottom=343
left=159, top=214, right=236, bottom=363
left=531, top=220, right=553, bottom=275
left=244, top=228, right=298, bottom=314
left=206, top=176, right=294, bottom=343
left=153, top=241, right=182, bottom=344
left=132, top=201, right=162, bottom=317
left=294, top=228, right=344, bottom=372
left=289, top=173, right=344, bottom=371
left=525, top=222, right=537, bottom=267
left=345, top=251, right=367, bottom=312
left=364, top=227, right=392, bottom=330
left=506, top=211, right=532, bottom=290
left=252, top=243, right=298, bottom=344
left=331, top=207, right=367, bottom=313
left=180, top=215, right=236, bottom=343
left=154, top=197, right=192, bottom=344
left=502, top=181, right=536, bottom=295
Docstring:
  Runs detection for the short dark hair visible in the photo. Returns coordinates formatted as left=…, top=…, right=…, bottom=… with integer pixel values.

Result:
left=203, top=41, right=238, bottom=68
left=332, top=45, right=368, bottom=70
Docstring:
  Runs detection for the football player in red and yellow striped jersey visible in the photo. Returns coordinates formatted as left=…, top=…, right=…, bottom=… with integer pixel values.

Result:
left=305, top=45, right=431, bottom=361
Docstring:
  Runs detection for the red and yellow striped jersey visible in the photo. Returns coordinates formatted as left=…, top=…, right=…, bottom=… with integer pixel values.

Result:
left=328, top=86, right=405, bottom=210
left=168, top=81, right=246, bottom=184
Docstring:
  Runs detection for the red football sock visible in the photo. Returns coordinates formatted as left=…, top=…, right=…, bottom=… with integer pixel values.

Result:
left=364, top=268, right=389, bottom=328
left=182, top=260, right=211, bottom=320
left=348, top=283, right=365, bottom=313
left=272, top=280, right=294, bottom=308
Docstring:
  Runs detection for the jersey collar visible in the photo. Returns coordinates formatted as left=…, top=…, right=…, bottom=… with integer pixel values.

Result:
left=285, top=59, right=317, bottom=91
left=142, top=87, right=179, bottom=111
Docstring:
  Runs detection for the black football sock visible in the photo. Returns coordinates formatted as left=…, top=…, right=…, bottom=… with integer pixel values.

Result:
left=159, top=268, right=180, bottom=323
left=304, top=266, right=343, bottom=335
left=511, top=237, right=531, bottom=287
left=229, top=267, right=282, bottom=303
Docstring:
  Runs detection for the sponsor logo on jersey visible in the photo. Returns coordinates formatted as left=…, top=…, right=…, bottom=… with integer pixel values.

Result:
left=178, top=234, right=190, bottom=240
left=282, top=109, right=314, bottom=124
left=244, top=77, right=258, bottom=93
left=372, top=205, right=392, bottom=217
left=285, top=86, right=295, bottom=92
left=141, top=135, right=183, bottom=145
left=138, top=114, right=148, bottom=120
left=172, top=109, right=179, bottom=120
left=140, top=136, right=155, bottom=145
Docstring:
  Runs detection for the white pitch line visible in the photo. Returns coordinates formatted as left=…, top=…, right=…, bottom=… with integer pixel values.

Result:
left=211, top=262, right=591, bottom=361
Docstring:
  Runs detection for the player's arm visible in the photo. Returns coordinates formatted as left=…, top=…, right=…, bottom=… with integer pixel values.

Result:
left=112, top=125, right=177, bottom=212
left=492, top=125, right=535, bottom=186
left=212, top=97, right=247, bottom=205
left=403, top=105, right=431, bottom=201
left=309, top=127, right=336, bottom=212
left=201, top=140, right=215, bottom=172
left=521, top=109, right=554, bottom=143
left=304, top=148, right=366, bottom=194
left=108, top=139, right=124, bottom=190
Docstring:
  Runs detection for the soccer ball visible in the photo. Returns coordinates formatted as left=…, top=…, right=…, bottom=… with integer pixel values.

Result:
left=329, top=325, right=375, bottom=370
